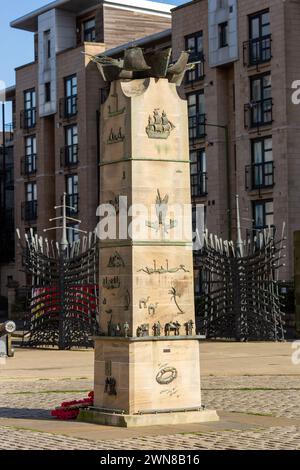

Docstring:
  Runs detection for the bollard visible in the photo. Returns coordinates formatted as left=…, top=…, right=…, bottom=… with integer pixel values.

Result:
left=0, top=321, right=16, bottom=358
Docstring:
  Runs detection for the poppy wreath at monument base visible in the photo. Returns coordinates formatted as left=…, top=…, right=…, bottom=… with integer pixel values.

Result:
left=51, top=391, right=94, bottom=420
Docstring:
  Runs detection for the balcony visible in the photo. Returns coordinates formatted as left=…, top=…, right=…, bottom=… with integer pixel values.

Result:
left=191, top=172, right=208, bottom=197
left=185, top=55, right=205, bottom=85
left=66, top=194, right=79, bottom=216
left=60, top=145, right=79, bottom=168
left=244, top=99, right=273, bottom=129
left=189, top=114, right=206, bottom=142
left=20, top=109, right=37, bottom=131
left=21, top=201, right=38, bottom=223
left=21, top=154, right=37, bottom=176
left=59, top=96, right=77, bottom=119
left=243, top=36, right=272, bottom=68
left=245, top=162, right=274, bottom=193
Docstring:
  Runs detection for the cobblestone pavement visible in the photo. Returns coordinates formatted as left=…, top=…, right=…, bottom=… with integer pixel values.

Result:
left=0, top=376, right=300, bottom=449
left=0, top=425, right=300, bottom=450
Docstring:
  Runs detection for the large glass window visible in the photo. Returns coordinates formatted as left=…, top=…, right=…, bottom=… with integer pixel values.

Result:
left=249, top=10, right=271, bottom=65
left=190, top=149, right=207, bottom=197
left=65, top=125, right=78, bottom=165
left=251, top=137, right=273, bottom=188
left=253, top=200, right=274, bottom=230
left=24, top=135, right=37, bottom=174
left=24, top=89, right=36, bottom=129
left=66, top=174, right=79, bottom=214
left=83, top=18, right=96, bottom=42
left=187, top=91, right=206, bottom=140
left=64, top=75, right=77, bottom=117
left=250, top=73, right=272, bottom=127
left=185, top=32, right=204, bottom=83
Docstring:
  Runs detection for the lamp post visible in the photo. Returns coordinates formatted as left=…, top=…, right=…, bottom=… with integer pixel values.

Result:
left=206, top=123, right=231, bottom=241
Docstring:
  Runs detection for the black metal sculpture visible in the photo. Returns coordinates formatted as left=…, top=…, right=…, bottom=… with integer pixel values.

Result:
left=196, top=226, right=286, bottom=341
left=17, top=229, right=99, bottom=350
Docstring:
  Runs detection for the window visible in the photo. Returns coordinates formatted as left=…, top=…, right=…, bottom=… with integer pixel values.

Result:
left=250, top=73, right=272, bottom=126
left=187, top=91, right=206, bottom=140
left=67, top=224, right=80, bottom=244
left=45, top=82, right=51, bottom=103
left=24, top=135, right=37, bottom=175
left=219, top=22, right=228, bottom=48
left=249, top=10, right=271, bottom=65
left=64, top=75, right=77, bottom=117
left=185, top=32, right=204, bottom=83
left=23, top=182, right=37, bottom=221
left=190, top=149, right=207, bottom=197
left=83, top=18, right=96, bottom=42
left=253, top=200, right=274, bottom=230
left=251, top=137, right=274, bottom=188
left=23, top=89, right=36, bottom=129
left=66, top=174, right=79, bottom=214
left=44, top=30, right=51, bottom=61
left=65, top=125, right=78, bottom=165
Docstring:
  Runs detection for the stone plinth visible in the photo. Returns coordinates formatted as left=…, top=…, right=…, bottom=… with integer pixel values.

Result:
left=81, top=77, right=218, bottom=426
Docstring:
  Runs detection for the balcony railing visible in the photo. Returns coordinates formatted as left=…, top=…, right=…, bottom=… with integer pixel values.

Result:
left=21, top=154, right=37, bottom=176
left=20, top=109, right=37, bottom=131
left=243, top=35, right=272, bottom=68
left=21, top=201, right=38, bottom=223
left=60, top=145, right=79, bottom=167
left=189, top=114, right=206, bottom=141
left=66, top=194, right=79, bottom=215
left=185, top=55, right=205, bottom=84
left=59, top=96, right=78, bottom=119
left=191, top=172, right=208, bottom=197
left=244, top=99, right=273, bottom=129
left=245, top=162, right=274, bottom=193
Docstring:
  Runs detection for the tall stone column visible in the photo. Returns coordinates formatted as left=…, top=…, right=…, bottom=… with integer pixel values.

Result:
left=79, top=77, right=218, bottom=427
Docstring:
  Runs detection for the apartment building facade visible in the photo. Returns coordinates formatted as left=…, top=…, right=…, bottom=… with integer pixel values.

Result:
left=0, top=87, right=16, bottom=305
left=10, top=0, right=172, bottom=290
left=172, top=0, right=300, bottom=290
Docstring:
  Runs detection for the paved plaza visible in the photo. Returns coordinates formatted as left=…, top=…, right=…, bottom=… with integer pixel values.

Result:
left=0, top=342, right=300, bottom=450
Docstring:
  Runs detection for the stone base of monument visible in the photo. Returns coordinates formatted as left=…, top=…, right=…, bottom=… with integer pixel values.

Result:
left=78, top=337, right=219, bottom=427
left=78, top=408, right=219, bottom=428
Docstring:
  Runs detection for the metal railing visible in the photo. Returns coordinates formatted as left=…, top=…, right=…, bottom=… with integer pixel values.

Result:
left=21, top=154, right=37, bottom=176
left=191, top=172, right=208, bottom=197
left=245, top=162, right=274, bottom=192
left=21, top=201, right=38, bottom=222
left=60, top=145, right=79, bottom=167
left=243, top=35, right=272, bottom=67
left=59, top=96, right=78, bottom=119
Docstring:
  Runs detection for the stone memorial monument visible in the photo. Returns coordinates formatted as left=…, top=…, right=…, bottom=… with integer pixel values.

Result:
left=79, top=47, right=218, bottom=427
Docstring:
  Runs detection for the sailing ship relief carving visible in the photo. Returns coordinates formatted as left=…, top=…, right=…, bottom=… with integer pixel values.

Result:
left=146, top=109, right=175, bottom=139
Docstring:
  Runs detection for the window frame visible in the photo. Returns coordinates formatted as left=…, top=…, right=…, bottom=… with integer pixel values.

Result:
left=185, top=31, right=204, bottom=83
left=219, top=21, right=228, bottom=48
left=250, top=73, right=272, bottom=127
left=83, top=18, right=96, bottom=42
left=187, top=90, right=206, bottom=141
left=251, top=136, right=274, bottom=189
left=190, top=148, right=207, bottom=197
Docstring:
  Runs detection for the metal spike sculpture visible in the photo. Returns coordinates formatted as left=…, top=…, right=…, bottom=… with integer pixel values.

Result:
left=17, top=194, right=99, bottom=349
left=196, top=196, right=286, bottom=341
